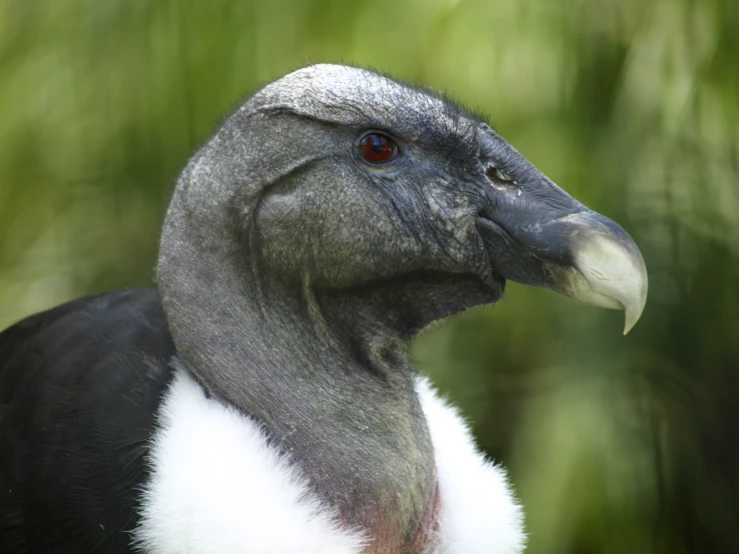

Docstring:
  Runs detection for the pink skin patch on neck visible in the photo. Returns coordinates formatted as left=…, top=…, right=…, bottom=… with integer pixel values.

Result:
left=353, top=481, right=441, bottom=554
left=409, top=481, right=442, bottom=554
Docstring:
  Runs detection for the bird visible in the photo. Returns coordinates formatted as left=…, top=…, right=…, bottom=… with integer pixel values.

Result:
left=0, top=64, right=647, bottom=554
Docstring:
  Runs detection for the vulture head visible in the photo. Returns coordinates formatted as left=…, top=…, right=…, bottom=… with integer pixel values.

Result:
left=161, top=64, right=646, bottom=337
left=155, top=64, right=647, bottom=551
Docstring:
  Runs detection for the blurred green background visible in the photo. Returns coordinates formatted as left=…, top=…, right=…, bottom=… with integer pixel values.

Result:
left=1, top=0, right=737, bottom=552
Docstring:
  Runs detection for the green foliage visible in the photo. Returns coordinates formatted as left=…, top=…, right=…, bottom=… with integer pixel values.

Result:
left=1, top=1, right=737, bottom=552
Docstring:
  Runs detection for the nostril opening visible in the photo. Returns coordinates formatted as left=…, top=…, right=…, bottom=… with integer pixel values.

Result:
left=486, top=166, right=515, bottom=185
left=485, top=166, right=517, bottom=192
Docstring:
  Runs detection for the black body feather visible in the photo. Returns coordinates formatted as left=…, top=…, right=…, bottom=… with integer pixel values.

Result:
left=0, top=288, right=173, bottom=553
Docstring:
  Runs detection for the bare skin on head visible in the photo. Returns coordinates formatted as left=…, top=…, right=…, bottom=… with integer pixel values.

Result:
left=157, top=65, right=647, bottom=552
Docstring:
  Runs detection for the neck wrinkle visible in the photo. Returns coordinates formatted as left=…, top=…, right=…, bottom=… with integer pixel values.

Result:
left=158, top=205, right=438, bottom=553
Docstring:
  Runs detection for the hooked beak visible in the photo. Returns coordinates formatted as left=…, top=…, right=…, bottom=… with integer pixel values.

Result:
left=476, top=126, right=648, bottom=334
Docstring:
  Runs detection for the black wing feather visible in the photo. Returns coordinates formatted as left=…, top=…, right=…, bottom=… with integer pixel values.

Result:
left=0, top=288, right=175, bottom=553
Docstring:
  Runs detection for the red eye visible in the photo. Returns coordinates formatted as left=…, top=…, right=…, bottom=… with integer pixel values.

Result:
left=358, top=133, right=398, bottom=165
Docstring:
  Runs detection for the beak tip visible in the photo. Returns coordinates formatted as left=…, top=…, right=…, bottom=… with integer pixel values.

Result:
left=547, top=216, right=648, bottom=335
left=623, top=309, right=640, bottom=335
left=622, top=274, right=648, bottom=335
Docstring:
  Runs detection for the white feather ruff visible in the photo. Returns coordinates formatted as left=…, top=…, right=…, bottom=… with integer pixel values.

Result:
left=133, top=368, right=366, bottom=554
left=134, top=368, right=525, bottom=553
left=417, top=377, right=526, bottom=554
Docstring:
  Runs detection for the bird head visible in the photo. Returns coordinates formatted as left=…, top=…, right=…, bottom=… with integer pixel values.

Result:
left=165, top=64, right=647, bottom=337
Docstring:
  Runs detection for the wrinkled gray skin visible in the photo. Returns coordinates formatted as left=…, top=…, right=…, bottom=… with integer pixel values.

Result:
left=157, top=64, right=634, bottom=552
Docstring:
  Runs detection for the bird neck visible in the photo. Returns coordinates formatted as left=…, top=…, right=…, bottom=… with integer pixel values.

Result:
left=157, top=191, right=438, bottom=552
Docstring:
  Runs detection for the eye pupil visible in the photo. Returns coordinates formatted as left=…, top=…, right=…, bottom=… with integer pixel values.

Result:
left=359, top=133, right=398, bottom=164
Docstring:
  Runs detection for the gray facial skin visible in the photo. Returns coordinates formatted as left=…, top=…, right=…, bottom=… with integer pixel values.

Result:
left=157, top=64, right=647, bottom=553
